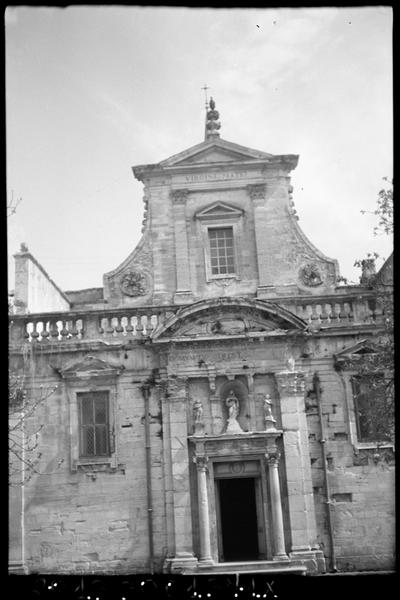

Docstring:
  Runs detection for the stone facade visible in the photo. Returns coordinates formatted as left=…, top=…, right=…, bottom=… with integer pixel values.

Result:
left=9, top=103, right=394, bottom=575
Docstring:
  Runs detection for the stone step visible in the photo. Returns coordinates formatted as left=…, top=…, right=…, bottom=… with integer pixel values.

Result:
left=193, top=561, right=307, bottom=575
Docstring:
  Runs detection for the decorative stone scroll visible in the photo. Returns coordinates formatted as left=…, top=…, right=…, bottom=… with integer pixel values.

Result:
left=170, top=189, right=189, bottom=204
left=275, top=371, right=305, bottom=396
left=247, top=184, right=266, bottom=201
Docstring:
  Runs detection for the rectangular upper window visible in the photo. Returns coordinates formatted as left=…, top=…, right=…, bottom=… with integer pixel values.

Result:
left=351, top=375, right=391, bottom=443
left=208, top=227, right=235, bottom=275
left=78, top=391, right=110, bottom=457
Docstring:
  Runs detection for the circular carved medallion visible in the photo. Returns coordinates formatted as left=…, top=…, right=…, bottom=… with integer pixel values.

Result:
left=299, top=263, right=323, bottom=287
left=230, top=462, right=245, bottom=474
left=120, top=271, right=147, bottom=297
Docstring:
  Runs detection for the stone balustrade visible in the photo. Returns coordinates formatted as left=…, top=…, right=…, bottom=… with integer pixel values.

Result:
left=9, top=306, right=179, bottom=345
left=9, top=293, right=386, bottom=345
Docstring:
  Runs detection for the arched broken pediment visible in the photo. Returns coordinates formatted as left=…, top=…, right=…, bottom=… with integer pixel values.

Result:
left=151, top=298, right=306, bottom=342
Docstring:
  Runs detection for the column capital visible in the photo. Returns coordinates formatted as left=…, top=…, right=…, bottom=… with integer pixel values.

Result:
left=167, top=376, right=188, bottom=399
left=275, top=370, right=305, bottom=396
left=171, top=189, right=189, bottom=204
left=193, top=455, right=209, bottom=471
left=247, top=183, right=266, bottom=201
left=265, top=450, right=281, bottom=466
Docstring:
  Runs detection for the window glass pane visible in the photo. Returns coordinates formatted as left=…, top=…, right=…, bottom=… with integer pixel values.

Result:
left=82, top=426, right=95, bottom=455
left=208, top=227, right=235, bottom=275
left=95, top=425, right=108, bottom=455
left=80, top=396, right=93, bottom=425
left=95, top=398, right=107, bottom=424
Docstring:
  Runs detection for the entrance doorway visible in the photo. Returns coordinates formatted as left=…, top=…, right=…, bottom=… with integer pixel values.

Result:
left=218, top=477, right=259, bottom=561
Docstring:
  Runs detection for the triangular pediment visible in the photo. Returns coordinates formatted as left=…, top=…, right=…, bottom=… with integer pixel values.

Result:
left=158, top=138, right=273, bottom=168
left=195, top=202, right=243, bottom=219
left=59, top=355, right=124, bottom=379
left=336, top=339, right=375, bottom=357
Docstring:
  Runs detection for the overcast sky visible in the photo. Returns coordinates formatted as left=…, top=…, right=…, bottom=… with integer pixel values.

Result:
left=6, top=6, right=392, bottom=293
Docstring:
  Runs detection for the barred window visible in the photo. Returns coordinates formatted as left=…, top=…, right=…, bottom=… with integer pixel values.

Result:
left=78, top=392, right=110, bottom=457
left=208, top=227, right=235, bottom=275
left=351, top=375, right=390, bottom=443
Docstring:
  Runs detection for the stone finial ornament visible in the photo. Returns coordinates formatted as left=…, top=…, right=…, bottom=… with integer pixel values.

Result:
left=205, top=96, right=221, bottom=139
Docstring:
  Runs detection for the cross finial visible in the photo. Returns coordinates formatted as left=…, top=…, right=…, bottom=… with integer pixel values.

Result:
left=201, top=84, right=209, bottom=109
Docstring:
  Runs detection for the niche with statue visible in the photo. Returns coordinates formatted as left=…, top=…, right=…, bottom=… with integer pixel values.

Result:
left=218, top=378, right=249, bottom=435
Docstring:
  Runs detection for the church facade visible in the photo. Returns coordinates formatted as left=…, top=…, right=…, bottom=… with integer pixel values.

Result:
left=9, top=100, right=394, bottom=575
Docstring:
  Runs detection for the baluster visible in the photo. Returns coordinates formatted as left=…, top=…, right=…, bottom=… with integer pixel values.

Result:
left=23, top=322, right=30, bottom=341
left=145, top=315, right=153, bottom=337
left=332, top=303, right=341, bottom=323
left=320, top=304, right=330, bottom=324
left=49, top=320, right=59, bottom=340
left=60, top=320, right=69, bottom=339
left=105, top=317, right=115, bottom=336
left=344, top=302, right=354, bottom=322
left=98, top=317, right=105, bottom=335
left=125, top=316, right=134, bottom=336
left=115, top=316, right=124, bottom=335
left=310, top=304, right=321, bottom=325
left=30, top=321, right=40, bottom=342
left=40, top=321, right=50, bottom=341
left=70, top=319, right=79, bottom=338
left=135, top=316, right=144, bottom=338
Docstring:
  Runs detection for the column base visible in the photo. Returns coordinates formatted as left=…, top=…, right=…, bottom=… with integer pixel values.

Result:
left=174, top=291, right=194, bottom=304
left=163, top=553, right=198, bottom=574
left=272, top=553, right=290, bottom=561
left=197, top=557, right=215, bottom=568
left=289, top=550, right=326, bottom=574
left=9, top=561, right=28, bottom=574
left=256, top=285, right=276, bottom=299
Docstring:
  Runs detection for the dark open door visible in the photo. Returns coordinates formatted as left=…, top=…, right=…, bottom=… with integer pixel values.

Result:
left=218, top=477, right=259, bottom=561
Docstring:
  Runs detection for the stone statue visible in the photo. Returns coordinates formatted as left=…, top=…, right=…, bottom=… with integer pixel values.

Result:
left=263, top=394, right=276, bottom=430
left=224, top=390, right=243, bottom=434
left=225, top=390, right=239, bottom=420
left=193, top=399, right=203, bottom=423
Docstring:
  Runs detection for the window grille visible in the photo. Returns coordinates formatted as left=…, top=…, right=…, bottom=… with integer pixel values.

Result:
left=78, top=392, right=110, bottom=457
left=208, top=227, right=235, bottom=275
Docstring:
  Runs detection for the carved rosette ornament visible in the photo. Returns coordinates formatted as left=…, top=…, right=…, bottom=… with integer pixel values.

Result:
left=299, top=263, right=323, bottom=287
left=120, top=271, right=148, bottom=297
left=275, top=371, right=305, bottom=396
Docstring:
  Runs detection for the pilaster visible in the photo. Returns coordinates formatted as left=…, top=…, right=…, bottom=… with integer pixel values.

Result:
left=171, top=190, right=193, bottom=304
left=247, top=184, right=276, bottom=298
left=163, top=376, right=197, bottom=572
left=275, top=369, right=320, bottom=554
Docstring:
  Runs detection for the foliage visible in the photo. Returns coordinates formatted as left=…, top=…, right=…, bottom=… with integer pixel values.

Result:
left=9, top=372, right=63, bottom=485
left=352, top=177, right=394, bottom=444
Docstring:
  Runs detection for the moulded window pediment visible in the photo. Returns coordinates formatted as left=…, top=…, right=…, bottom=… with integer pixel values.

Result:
left=195, top=202, right=243, bottom=221
left=59, top=355, right=124, bottom=380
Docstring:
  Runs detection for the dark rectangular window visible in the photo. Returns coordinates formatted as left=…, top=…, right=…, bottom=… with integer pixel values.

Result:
left=208, top=227, right=235, bottom=275
left=351, top=375, right=390, bottom=443
left=78, top=392, right=110, bottom=457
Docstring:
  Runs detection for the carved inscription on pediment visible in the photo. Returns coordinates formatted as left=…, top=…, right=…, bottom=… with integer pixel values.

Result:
left=171, top=312, right=277, bottom=338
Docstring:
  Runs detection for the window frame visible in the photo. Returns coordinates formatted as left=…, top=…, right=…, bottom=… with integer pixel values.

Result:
left=342, top=371, right=394, bottom=450
left=195, top=202, right=243, bottom=283
left=77, top=390, right=111, bottom=459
